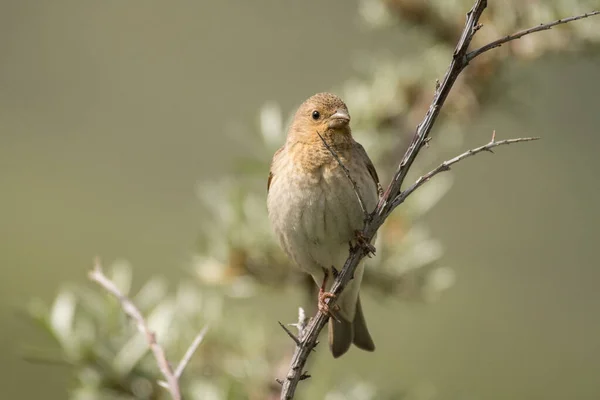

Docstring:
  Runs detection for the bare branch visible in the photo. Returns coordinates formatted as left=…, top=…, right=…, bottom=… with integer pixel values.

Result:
left=174, top=325, right=209, bottom=379
left=392, top=134, right=540, bottom=209
left=316, top=131, right=369, bottom=220
left=89, top=259, right=207, bottom=400
left=467, top=11, right=600, bottom=62
left=89, top=260, right=181, bottom=400
left=279, top=1, right=597, bottom=398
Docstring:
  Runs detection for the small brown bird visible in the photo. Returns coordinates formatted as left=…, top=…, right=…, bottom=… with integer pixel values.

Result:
left=267, top=93, right=380, bottom=357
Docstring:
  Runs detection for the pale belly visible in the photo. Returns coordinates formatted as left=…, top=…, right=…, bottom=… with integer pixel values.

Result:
left=267, top=156, right=378, bottom=277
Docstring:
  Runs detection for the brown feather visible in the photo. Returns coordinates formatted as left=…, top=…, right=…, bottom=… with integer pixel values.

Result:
left=329, top=317, right=353, bottom=358
left=267, top=146, right=284, bottom=193
left=354, top=142, right=383, bottom=198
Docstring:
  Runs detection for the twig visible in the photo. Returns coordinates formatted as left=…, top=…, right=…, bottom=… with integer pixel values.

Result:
left=466, top=11, right=600, bottom=62
left=89, top=259, right=207, bottom=400
left=89, top=260, right=181, bottom=400
left=279, top=1, right=598, bottom=399
left=174, top=325, right=209, bottom=379
left=316, top=131, right=369, bottom=220
left=392, top=134, right=540, bottom=208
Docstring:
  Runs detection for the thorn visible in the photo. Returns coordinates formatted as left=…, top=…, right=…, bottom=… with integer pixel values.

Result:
left=299, top=372, right=311, bottom=381
left=474, top=23, right=483, bottom=32
left=491, top=130, right=496, bottom=143
left=331, top=266, right=339, bottom=278
left=423, top=137, right=432, bottom=148
left=435, top=79, right=440, bottom=91
left=275, top=379, right=283, bottom=386
left=278, top=321, right=300, bottom=346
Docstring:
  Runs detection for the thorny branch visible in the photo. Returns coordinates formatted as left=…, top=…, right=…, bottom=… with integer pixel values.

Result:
left=89, top=259, right=208, bottom=400
left=391, top=132, right=540, bottom=209
left=466, top=11, right=600, bottom=61
left=279, top=1, right=599, bottom=399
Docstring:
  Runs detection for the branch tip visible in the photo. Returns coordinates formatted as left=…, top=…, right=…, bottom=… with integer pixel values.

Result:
left=467, top=10, right=600, bottom=61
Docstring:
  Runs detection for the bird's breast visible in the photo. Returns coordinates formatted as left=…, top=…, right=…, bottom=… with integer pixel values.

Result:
left=267, top=147, right=377, bottom=272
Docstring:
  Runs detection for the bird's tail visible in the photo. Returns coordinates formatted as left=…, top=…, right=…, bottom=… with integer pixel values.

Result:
left=328, top=294, right=375, bottom=358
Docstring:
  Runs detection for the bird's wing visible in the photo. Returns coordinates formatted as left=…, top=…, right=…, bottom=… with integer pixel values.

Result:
left=267, top=146, right=284, bottom=193
left=354, top=143, right=383, bottom=198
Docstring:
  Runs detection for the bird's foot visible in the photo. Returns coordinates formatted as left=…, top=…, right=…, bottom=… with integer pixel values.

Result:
left=352, top=230, right=376, bottom=256
left=318, top=291, right=340, bottom=322
left=318, top=268, right=340, bottom=321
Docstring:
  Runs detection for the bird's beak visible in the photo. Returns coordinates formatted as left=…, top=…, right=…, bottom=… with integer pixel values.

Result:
left=328, top=109, right=351, bottom=129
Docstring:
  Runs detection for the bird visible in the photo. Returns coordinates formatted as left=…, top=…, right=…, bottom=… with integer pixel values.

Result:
left=267, top=92, right=381, bottom=357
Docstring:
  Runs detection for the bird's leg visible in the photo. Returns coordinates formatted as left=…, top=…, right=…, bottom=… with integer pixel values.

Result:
left=353, top=230, right=376, bottom=256
left=318, top=267, right=340, bottom=321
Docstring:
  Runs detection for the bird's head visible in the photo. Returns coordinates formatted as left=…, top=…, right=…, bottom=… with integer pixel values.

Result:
left=288, top=93, right=352, bottom=144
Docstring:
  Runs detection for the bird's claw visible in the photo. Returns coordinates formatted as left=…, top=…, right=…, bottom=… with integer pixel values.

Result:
left=318, top=291, right=340, bottom=322
left=352, top=230, right=376, bottom=256
left=318, top=268, right=341, bottom=322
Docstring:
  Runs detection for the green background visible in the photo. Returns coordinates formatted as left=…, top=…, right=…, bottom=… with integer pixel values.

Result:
left=1, top=1, right=599, bottom=399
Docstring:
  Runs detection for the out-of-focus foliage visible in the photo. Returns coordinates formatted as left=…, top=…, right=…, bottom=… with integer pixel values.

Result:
left=26, top=261, right=287, bottom=400
left=26, top=1, right=600, bottom=399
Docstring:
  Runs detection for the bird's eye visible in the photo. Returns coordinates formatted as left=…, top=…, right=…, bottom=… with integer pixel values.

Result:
left=311, top=110, right=320, bottom=120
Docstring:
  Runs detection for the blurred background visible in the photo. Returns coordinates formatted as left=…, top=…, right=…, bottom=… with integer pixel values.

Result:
left=2, top=0, right=600, bottom=399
